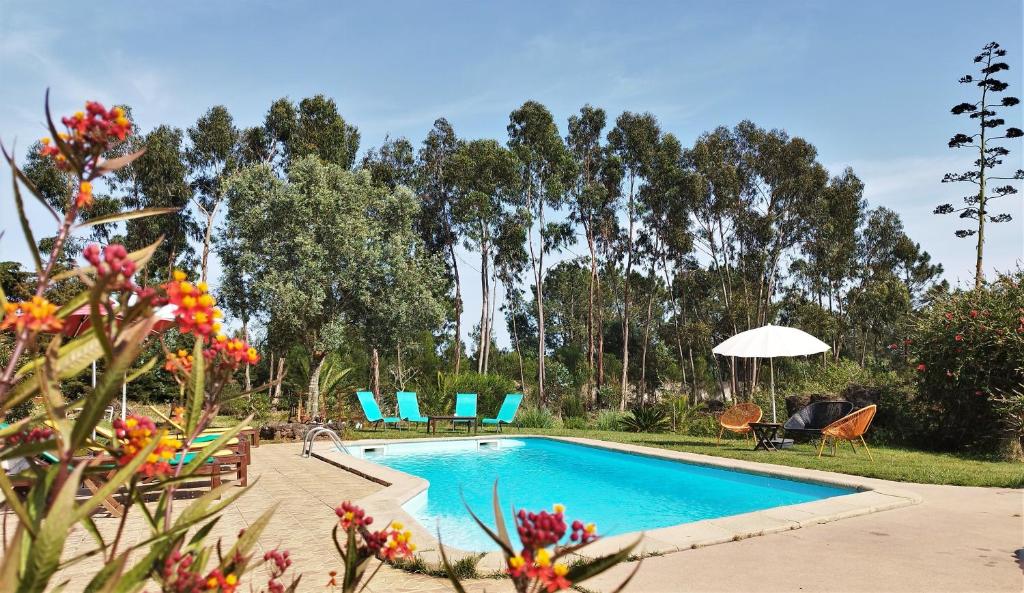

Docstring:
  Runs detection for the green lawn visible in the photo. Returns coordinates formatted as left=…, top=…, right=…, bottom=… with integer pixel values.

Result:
left=344, top=425, right=1024, bottom=488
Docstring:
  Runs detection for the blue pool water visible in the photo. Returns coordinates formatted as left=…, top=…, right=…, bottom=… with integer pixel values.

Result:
left=351, top=437, right=852, bottom=551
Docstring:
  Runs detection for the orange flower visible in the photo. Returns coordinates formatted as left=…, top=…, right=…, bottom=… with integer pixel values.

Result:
left=164, top=270, right=222, bottom=340
left=76, top=180, right=93, bottom=208
left=164, top=349, right=194, bottom=375
left=1, top=296, right=63, bottom=334
left=112, top=414, right=181, bottom=477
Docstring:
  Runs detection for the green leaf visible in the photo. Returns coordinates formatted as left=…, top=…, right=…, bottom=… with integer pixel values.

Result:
left=51, top=237, right=164, bottom=283
left=125, top=357, right=157, bottom=383
left=490, top=480, right=513, bottom=551
left=21, top=463, right=87, bottom=593
left=82, top=552, right=127, bottom=593
left=437, top=531, right=470, bottom=593
left=0, top=522, right=25, bottom=593
left=565, top=537, right=640, bottom=584
left=218, top=505, right=277, bottom=571
left=68, top=316, right=156, bottom=452
left=94, top=149, right=146, bottom=175
left=75, top=206, right=180, bottom=229
left=185, top=338, right=205, bottom=436
left=0, top=472, right=35, bottom=536
left=72, top=433, right=159, bottom=521
left=9, top=152, right=43, bottom=275
left=179, top=417, right=249, bottom=476
left=460, top=492, right=515, bottom=557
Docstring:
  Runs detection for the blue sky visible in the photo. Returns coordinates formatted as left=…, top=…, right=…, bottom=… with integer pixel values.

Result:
left=1, top=1, right=1022, bottom=347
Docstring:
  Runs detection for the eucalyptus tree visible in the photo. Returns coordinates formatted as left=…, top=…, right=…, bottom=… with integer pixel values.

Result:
left=793, top=168, right=865, bottom=354
left=264, top=94, right=361, bottom=171
left=186, top=105, right=240, bottom=281
left=607, top=111, right=661, bottom=408
left=494, top=211, right=530, bottom=387
left=936, top=41, right=1023, bottom=287
left=223, top=157, right=444, bottom=417
left=449, top=139, right=519, bottom=373
left=639, top=132, right=694, bottom=388
left=112, top=124, right=199, bottom=282
left=416, top=119, right=465, bottom=371
left=361, top=136, right=416, bottom=189
left=507, top=101, right=575, bottom=406
left=566, top=105, right=617, bottom=399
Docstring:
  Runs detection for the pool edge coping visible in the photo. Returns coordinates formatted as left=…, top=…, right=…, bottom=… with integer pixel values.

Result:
left=310, top=434, right=922, bottom=571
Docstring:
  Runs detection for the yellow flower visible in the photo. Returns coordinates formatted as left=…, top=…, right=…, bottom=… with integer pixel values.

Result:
left=508, top=555, right=525, bottom=569
left=173, top=269, right=187, bottom=281
left=553, top=563, right=569, bottom=577
left=391, top=521, right=404, bottom=530
left=553, top=503, right=565, bottom=514
left=535, top=548, right=551, bottom=567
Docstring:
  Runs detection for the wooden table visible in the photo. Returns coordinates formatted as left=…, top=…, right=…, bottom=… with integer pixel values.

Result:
left=427, top=415, right=477, bottom=434
left=749, top=422, right=794, bottom=451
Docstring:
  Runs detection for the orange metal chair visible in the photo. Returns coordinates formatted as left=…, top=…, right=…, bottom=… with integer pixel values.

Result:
left=717, top=403, right=763, bottom=445
left=817, top=404, right=877, bottom=460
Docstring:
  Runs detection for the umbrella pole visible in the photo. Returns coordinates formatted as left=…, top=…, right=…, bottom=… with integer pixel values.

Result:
left=770, top=358, right=777, bottom=423
left=91, top=360, right=96, bottom=389
left=121, top=374, right=127, bottom=420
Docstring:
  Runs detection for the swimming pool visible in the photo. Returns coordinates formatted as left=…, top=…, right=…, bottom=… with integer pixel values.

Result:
left=349, top=437, right=854, bottom=551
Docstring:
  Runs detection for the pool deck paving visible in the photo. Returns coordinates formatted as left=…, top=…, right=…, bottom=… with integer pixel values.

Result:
left=33, top=439, right=1024, bottom=593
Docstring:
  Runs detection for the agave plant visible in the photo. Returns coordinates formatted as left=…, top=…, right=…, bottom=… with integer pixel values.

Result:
left=619, top=402, right=671, bottom=433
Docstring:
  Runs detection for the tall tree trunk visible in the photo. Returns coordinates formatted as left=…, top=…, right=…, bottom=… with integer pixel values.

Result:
left=268, top=352, right=276, bottom=406
left=307, top=352, right=327, bottom=420
left=586, top=230, right=598, bottom=406
left=619, top=179, right=636, bottom=411
left=511, top=306, right=527, bottom=392
left=478, top=239, right=491, bottom=374
left=274, top=356, right=285, bottom=406
left=484, top=276, right=497, bottom=373
left=396, top=341, right=404, bottom=390
left=528, top=192, right=547, bottom=406
left=596, top=268, right=605, bottom=398
left=370, top=348, right=380, bottom=399
left=242, top=319, right=251, bottom=392
left=639, top=288, right=655, bottom=400
left=450, top=243, right=463, bottom=374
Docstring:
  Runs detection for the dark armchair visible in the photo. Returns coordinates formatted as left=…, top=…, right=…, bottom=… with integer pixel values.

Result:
left=783, top=400, right=854, bottom=441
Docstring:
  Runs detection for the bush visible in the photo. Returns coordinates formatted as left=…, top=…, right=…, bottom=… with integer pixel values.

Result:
left=517, top=406, right=559, bottom=429
left=594, top=409, right=625, bottom=431
left=562, top=416, right=589, bottom=430
left=560, top=394, right=587, bottom=419
left=432, top=372, right=518, bottom=417
left=619, top=403, right=670, bottom=433
left=909, top=271, right=1024, bottom=452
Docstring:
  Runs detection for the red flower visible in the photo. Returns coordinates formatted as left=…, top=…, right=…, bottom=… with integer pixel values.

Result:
left=84, top=243, right=137, bottom=291
left=970, top=310, right=979, bottom=318
left=944, top=312, right=953, bottom=321
left=954, top=334, right=964, bottom=342
left=916, top=363, right=926, bottom=372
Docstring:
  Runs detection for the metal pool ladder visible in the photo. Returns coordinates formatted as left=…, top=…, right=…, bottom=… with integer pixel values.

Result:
left=301, top=426, right=350, bottom=458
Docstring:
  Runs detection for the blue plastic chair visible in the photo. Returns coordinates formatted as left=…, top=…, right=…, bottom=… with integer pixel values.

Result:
left=356, top=391, right=400, bottom=431
left=396, top=391, right=429, bottom=429
left=482, top=393, right=524, bottom=432
left=453, top=393, right=478, bottom=431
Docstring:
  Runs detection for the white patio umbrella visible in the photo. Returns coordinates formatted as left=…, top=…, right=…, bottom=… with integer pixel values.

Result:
left=712, top=324, right=830, bottom=422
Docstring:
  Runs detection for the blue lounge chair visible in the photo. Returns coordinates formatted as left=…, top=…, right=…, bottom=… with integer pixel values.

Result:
left=453, top=393, right=478, bottom=431
left=396, top=391, right=429, bottom=430
left=482, top=393, right=523, bottom=432
left=356, top=391, right=400, bottom=431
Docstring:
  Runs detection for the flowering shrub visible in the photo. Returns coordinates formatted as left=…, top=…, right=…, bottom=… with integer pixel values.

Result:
left=908, top=271, right=1024, bottom=452
left=0, top=96, right=273, bottom=593
left=328, top=502, right=416, bottom=593
left=439, top=484, right=639, bottom=593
